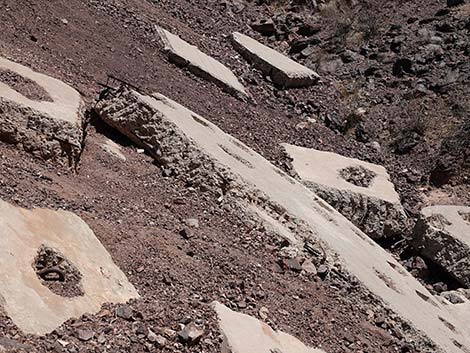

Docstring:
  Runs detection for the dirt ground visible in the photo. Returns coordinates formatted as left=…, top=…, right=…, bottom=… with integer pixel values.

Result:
left=0, top=0, right=468, bottom=351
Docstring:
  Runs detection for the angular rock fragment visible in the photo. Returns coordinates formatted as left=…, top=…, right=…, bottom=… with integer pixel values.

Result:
left=413, top=205, right=470, bottom=287
left=0, top=200, right=139, bottom=335
left=0, top=57, right=83, bottom=161
left=95, top=89, right=470, bottom=353
left=282, top=143, right=408, bottom=239
left=231, top=32, right=319, bottom=88
left=155, top=26, right=247, bottom=98
left=213, top=302, right=324, bottom=353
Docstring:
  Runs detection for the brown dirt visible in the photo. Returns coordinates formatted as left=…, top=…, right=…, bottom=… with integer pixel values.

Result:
left=0, top=0, right=467, bottom=351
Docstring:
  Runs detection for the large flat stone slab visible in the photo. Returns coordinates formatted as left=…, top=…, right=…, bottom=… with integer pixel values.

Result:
left=231, top=32, right=319, bottom=88
left=0, top=57, right=83, bottom=160
left=283, top=143, right=407, bottom=239
left=213, top=302, right=324, bottom=353
left=95, top=89, right=470, bottom=353
left=0, top=200, right=139, bottom=335
left=156, top=26, right=247, bottom=98
left=413, top=205, right=470, bottom=287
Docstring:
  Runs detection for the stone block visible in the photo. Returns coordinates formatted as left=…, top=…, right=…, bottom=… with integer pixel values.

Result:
left=231, top=32, right=319, bottom=88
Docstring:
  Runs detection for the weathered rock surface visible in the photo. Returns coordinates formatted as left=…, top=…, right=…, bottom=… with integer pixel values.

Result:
left=155, top=26, right=247, bottom=98
left=231, top=32, right=319, bottom=88
left=95, top=88, right=470, bottom=353
left=213, top=302, right=324, bottom=353
left=0, top=57, right=83, bottom=161
left=0, top=199, right=139, bottom=335
left=283, top=143, right=408, bottom=239
left=413, top=205, right=470, bottom=287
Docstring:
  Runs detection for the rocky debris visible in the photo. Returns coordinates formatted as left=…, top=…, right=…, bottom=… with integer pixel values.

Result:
left=0, top=337, right=32, bottom=352
left=412, top=205, right=470, bottom=287
left=0, top=199, right=139, bottom=335
left=155, top=26, right=247, bottom=98
left=0, top=56, right=83, bottom=162
left=212, top=301, right=325, bottom=353
left=282, top=143, right=408, bottom=239
left=33, top=245, right=84, bottom=298
left=231, top=32, right=319, bottom=88
left=95, top=89, right=469, bottom=352
left=177, top=322, right=204, bottom=345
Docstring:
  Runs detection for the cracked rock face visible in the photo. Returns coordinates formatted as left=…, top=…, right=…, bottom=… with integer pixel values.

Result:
left=413, top=205, right=470, bottom=288
left=0, top=57, right=83, bottom=162
left=282, top=143, right=409, bottom=239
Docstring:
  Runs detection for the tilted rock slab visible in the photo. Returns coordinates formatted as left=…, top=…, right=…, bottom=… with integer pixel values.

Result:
left=413, top=205, right=470, bottom=287
left=231, top=32, right=319, bottom=88
left=283, top=143, right=408, bottom=239
left=0, top=200, right=139, bottom=335
left=96, top=89, right=470, bottom=353
left=156, top=26, right=247, bottom=98
left=212, top=302, right=324, bottom=353
left=0, top=57, right=83, bottom=160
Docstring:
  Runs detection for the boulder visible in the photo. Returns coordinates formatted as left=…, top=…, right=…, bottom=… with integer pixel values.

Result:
left=0, top=57, right=83, bottom=162
left=413, top=205, right=470, bottom=287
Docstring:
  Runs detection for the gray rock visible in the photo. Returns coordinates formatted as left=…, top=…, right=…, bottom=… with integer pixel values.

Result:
left=178, top=322, right=205, bottom=345
left=76, top=329, right=94, bottom=342
left=413, top=205, right=470, bottom=287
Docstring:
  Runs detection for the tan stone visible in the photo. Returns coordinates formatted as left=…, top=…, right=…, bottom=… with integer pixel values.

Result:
left=213, top=302, right=324, bottom=353
left=156, top=26, right=247, bottom=98
left=231, top=32, right=319, bottom=88
left=0, top=200, right=139, bottom=335
left=0, top=57, right=83, bottom=160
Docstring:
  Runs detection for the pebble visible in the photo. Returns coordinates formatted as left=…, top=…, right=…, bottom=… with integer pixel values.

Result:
left=76, top=329, right=94, bottom=342
left=177, top=322, right=205, bottom=345
left=116, top=304, right=133, bottom=320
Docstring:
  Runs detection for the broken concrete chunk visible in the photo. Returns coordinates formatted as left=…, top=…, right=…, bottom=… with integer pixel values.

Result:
left=413, top=205, right=470, bottom=287
left=0, top=200, right=139, bottom=335
left=0, top=57, right=83, bottom=161
left=231, top=32, right=319, bottom=88
left=213, top=302, right=324, bottom=353
left=155, top=26, right=247, bottom=98
left=95, top=89, right=470, bottom=352
left=282, top=143, right=408, bottom=239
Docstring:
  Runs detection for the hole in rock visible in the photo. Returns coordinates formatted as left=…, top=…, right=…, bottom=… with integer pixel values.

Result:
left=458, top=211, right=470, bottom=225
left=339, top=165, right=377, bottom=188
left=33, top=245, right=84, bottom=298
left=0, top=69, right=53, bottom=102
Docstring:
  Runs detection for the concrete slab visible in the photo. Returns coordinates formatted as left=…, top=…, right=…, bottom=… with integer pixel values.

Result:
left=0, top=57, right=83, bottom=160
left=212, top=302, right=325, bottom=353
left=101, top=138, right=126, bottom=161
left=0, top=200, right=139, bottom=335
left=156, top=26, right=247, bottom=98
left=413, top=205, right=470, bottom=287
left=96, top=89, right=470, bottom=353
left=282, top=144, right=407, bottom=239
left=231, top=32, right=319, bottom=88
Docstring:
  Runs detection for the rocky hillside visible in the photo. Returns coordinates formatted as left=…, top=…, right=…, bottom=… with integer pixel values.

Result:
left=0, top=0, right=469, bottom=352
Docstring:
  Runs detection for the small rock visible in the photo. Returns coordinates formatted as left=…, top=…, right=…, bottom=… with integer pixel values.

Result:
left=178, top=322, right=205, bottom=345
left=301, top=259, right=317, bottom=274
left=76, top=329, right=94, bottom=342
left=259, top=306, right=269, bottom=320
left=251, top=19, right=276, bottom=36
left=116, top=304, right=133, bottom=320
left=61, top=18, right=69, bottom=25
left=317, top=264, right=329, bottom=278
left=185, top=218, right=199, bottom=228
left=284, top=258, right=303, bottom=272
